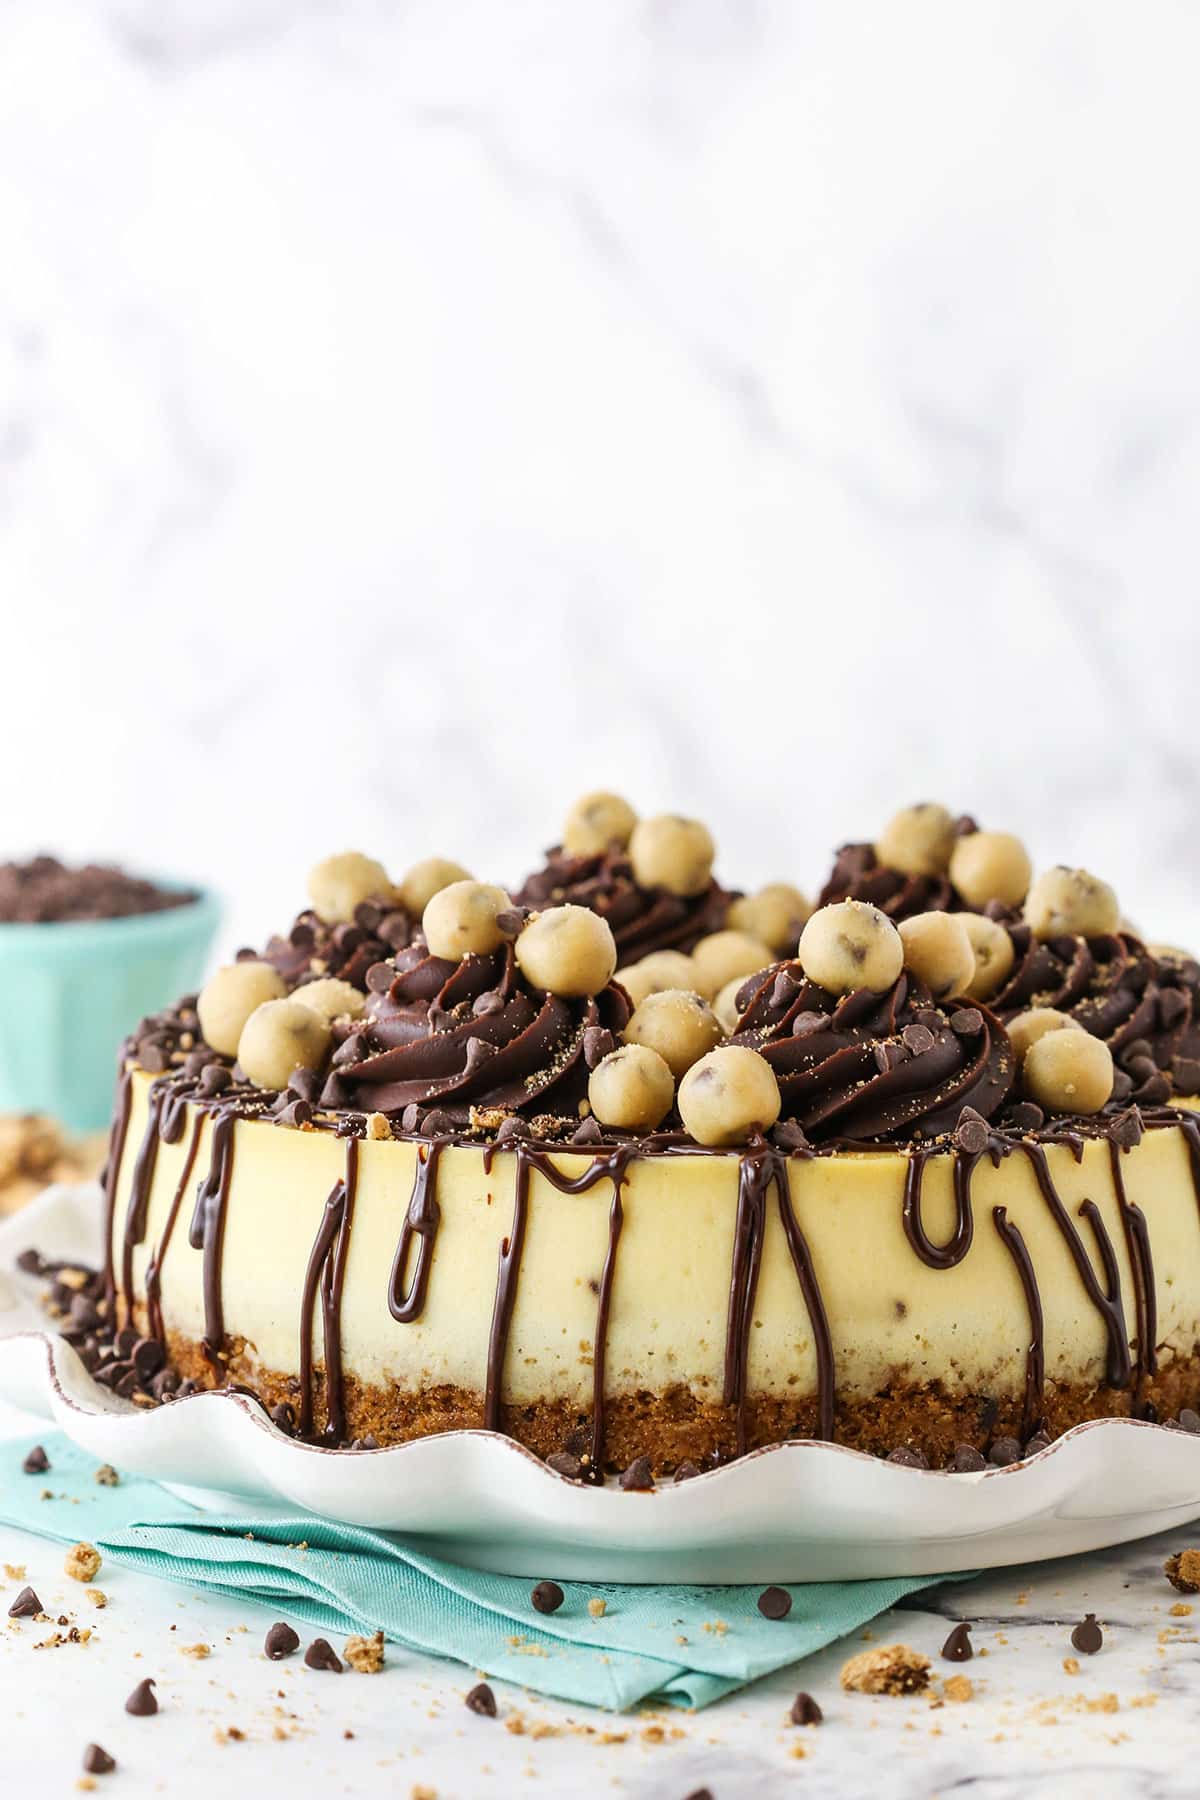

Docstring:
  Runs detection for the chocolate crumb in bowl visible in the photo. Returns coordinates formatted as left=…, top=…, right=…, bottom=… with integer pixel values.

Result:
left=941, top=1622, right=973, bottom=1661
left=125, top=1678, right=158, bottom=1715
left=0, top=857, right=197, bottom=923
left=789, top=1691, right=823, bottom=1725
left=82, top=1745, right=116, bottom=1775
left=757, top=1585, right=792, bottom=1620
left=304, top=1637, right=343, bottom=1672
left=530, top=1580, right=565, bottom=1615
left=264, top=1622, right=300, bottom=1660
left=465, top=1681, right=497, bottom=1717
left=1071, top=1613, right=1104, bottom=1654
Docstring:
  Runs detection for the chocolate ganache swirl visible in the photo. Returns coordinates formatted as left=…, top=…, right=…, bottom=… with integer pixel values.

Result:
left=514, top=845, right=732, bottom=962
left=817, top=842, right=960, bottom=921
left=260, top=897, right=418, bottom=990
left=730, top=961, right=1013, bottom=1144
left=329, top=939, right=632, bottom=1126
left=991, top=924, right=1200, bottom=1103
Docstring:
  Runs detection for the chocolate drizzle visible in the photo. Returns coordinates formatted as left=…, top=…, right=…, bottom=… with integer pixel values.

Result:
left=1108, top=1137, right=1157, bottom=1389
left=298, top=1138, right=359, bottom=1441
left=187, top=1111, right=236, bottom=1368
left=902, top=1148, right=978, bottom=1269
left=1020, top=1139, right=1131, bottom=1389
left=992, top=1205, right=1045, bottom=1440
left=388, top=1141, right=444, bottom=1323
left=724, top=1142, right=771, bottom=1456
left=100, top=1069, right=133, bottom=1306
left=144, top=1112, right=204, bottom=1346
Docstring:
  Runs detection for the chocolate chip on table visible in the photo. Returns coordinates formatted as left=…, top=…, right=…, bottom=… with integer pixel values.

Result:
left=8, top=1585, right=41, bottom=1618
left=546, top=1451, right=582, bottom=1479
left=949, top=1443, right=988, bottom=1473
left=82, top=1745, right=116, bottom=1775
left=22, top=1444, right=49, bottom=1474
left=304, top=1638, right=343, bottom=1672
left=886, top=1446, right=929, bottom=1469
left=619, top=1456, right=654, bottom=1491
left=757, top=1586, right=792, bottom=1621
left=789, top=1691, right=822, bottom=1725
left=530, top=1581, right=565, bottom=1616
left=264, top=1622, right=301, bottom=1660
left=125, top=1678, right=158, bottom=1715
left=988, top=1436, right=1022, bottom=1467
left=941, top=1622, right=973, bottom=1661
left=673, top=1461, right=702, bottom=1483
left=465, top=1681, right=498, bottom=1717
left=1071, top=1613, right=1103, bottom=1655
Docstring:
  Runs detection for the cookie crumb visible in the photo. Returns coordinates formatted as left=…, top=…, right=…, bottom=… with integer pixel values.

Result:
left=180, top=1643, right=211, bottom=1659
left=840, top=1643, right=931, bottom=1696
left=1063, top=1656, right=1080, bottom=1675
left=943, top=1674, right=973, bottom=1702
left=587, top=1597, right=606, bottom=1619
left=64, top=1544, right=102, bottom=1583
left=344, top=1629, right=385, bottom=1673
left=1164, top=1549, right=1200, bottom=1594
left=93, top=1465, right=120, bottom=1488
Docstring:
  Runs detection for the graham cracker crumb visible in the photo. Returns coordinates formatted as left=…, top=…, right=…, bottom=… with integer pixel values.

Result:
left=841, top=1644, right=931, bottom=1696
left=4, top=1564, right=26, bottom=1581
left=1164, top=1549, right=1200, bottom=1593
left=180, top=1643, right=211, bottom=1659
left=587, top=1597, right=606, bottom=1619
left=93, top=1465, right=119, bottom=1488
left=344, top=1630, right=385, bottom=1673
left=1063, top=1656, right=1080, bottom=1675
left=84, top=1589, right=107, bottom=1609
left=64, top=1543, right=101, bottom=1583
left=1170, top=1601, right=1193, bottom=1617
left=943, top=1674, right=973, bottom=1702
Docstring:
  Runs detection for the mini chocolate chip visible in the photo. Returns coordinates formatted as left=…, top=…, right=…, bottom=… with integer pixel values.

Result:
left=465, top=1681, right=497, bottom=1716
left=771, top=1119, right=810, bottom=1152
left=582, top=1026, right=617, bottom=1069
left=270, top=1402, right=297, bottom=1435
left=494, top=1115, right=531, bottom=1144
left=620, top=1455, right=654, bottom=1491
left=770, top=970, right=799, bottom=1009
left=494, top=908, right=527, bottom=938
left=949, top=1443, right=988, bottom=1472
left=472, top=990, right=505, bottom=1017
left=1159, top=988, right=1190, bottom=1029
left=365, top=961, right=395, bottom=994
left=949, top=1007, right=983, bottom=1037
left=546, top=1451, right=582, bottom=1479
left=941, top=1622, right=973, bottom=1661
left=955, top=1108, right=990, bottom=1156
left=151, top=1367, right=179, bottom=1400
left=125, top=1678, right=158, bottom=1715
left=304, top=1637, right=343, bottom=1672
left=8, top=1585, right=41, bottom=1618
left=902, top=1022, right=936, bottom=1054
left=1071, top=1613, right=1103, bottom=1655
left=15, top=1248, right=45, bottom=1274
left=757, top=1585, right=792, bottom=1620
left=572, top=1117, right=604, bottom=1145
left=199, top=1062, right=231, bottom=1096
left=82, top=1745, right=116, bottom=1775
left=873, top=1041, right=904, bottom=1073
left=70, top=1292, right=100, bottom=1331
left=378, top=910, right=413, bottom=949
left=1023, top=1432, right=1051, bottom=1457
left=332, top=1032, right=367, bottom=1068
left=886, top=1445, right=929, bottom=1469
left=400, top=1103, right=423, bottom=1132
left=264, top=1622, right=300, bottom=1660
left=22, top=1444, right=49, bottom=1474
left=1007, top=1101, right=1045, bottom=1131
left=132, top=1338, right=165, bottom=1380
left=791, top=1010, right=826, bottom=1038
left=289, top=920, right=316, bottom=948
left=673, top=1461, right=702, bottom=1483
left=1109, top=1067, right=1135, bottom=1102
left=988, top=1436, right=1022, bottom=1467
left=531, top=1580, right=564, bottom=1615
left=421, top=1109, right=453, bottom=1137
left=463, top=1038, right=498, bottom=1073
left=1173, top=1057, right=1200, bottom=1092
left=789, top=1690, right=822, bottom=1725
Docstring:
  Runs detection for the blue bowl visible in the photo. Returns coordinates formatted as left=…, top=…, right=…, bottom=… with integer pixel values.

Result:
left=0, top=884, right=221, bottom=1131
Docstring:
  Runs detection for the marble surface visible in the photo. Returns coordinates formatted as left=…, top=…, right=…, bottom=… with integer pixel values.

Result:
left=3, top=1398, right=1199, bottom=1799
left=2, top=3, right=1200, bottom=958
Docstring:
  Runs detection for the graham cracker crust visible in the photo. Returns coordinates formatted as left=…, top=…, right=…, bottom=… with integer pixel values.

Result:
left=153, top=1320, right=1200, bottom=1470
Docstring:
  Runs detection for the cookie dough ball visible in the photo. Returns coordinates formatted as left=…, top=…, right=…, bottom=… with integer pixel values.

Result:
left=238, top=999, right=332, bottom=1091
left=423, top=881, right=514, bottom=961
left=713, top=974, right=751, bottom=1036
left=588, top=1044, right=674, bottom=1132
left=949, top=831, right=1032, bottom=910
left=876, top=803, right=957, bottom=877
left=961, top=913, right=1015, bottom=1002
left=515, top=905, right=618, bottom=997
left=678, top=1046, right=782, bottom=1147
left=617, top=950, right=699, bottom=1008
left=798, top=900, right=903, bottom=996
left=1023, top=1029, right=1114, bottom=1115
left=198, top=962, right=287, bottom=1057
left=397, top=856, right=472, bottom=919
left=562, top=791, right=638, bottom=857
left=728, top=883, right=811, bottom=954
left=628, top=815, right=715, bottom=898
left=1024, top=866, right=1120, bottom=942
left=691, top=929, right=775, bottom=997
left=897, top=912, right=976, bottom=1002
left=1006, top=1007, right=1083, bottom=1063
left=624, top=989, right=722, bottom=1079
left=293, top=977, right=366, bottom=1023
left=308, top=851, right=393, bottom=924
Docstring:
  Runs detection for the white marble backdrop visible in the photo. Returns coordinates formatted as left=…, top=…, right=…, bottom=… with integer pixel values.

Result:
left=2, top=0, right=1199, bottom=953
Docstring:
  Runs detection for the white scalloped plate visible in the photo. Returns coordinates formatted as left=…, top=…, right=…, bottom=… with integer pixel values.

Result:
left=4, top=1183, right=1200, bottom=1582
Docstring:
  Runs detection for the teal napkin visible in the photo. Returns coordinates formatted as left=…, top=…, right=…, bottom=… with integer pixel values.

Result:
left=0, top=1433, right=962, bottom=1710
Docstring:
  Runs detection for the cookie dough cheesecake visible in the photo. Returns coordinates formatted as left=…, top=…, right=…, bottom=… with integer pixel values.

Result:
left=89, top=799, right=1200, bottom=1475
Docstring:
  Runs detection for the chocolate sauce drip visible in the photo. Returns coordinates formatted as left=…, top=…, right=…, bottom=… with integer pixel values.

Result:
left=902, top=1148, right=978, bottom=1269
left=187, top=1111, right=236, bottom=1368
left=1179, top=1112, right=1200, bottom=1217
left=772, top=1153, right=836, bottom=1442
left=144, top=1113, right=204, bottom=1345
left=1020, top=1140, right=1131, bottom=1388
left=1108, top=1137, right=1157, bottom=1390
left=484, top=1148, right=532, bottom=1432
left=388, top=1142, right=445, bottom=1323
left=298, top=1139, right=359, bottom=1441
left=724, top=1141, right=771, bottom=1456
left=101, top=1069, right=134, bottom=1306
left=992, top=1205, right=1045, bottom=1439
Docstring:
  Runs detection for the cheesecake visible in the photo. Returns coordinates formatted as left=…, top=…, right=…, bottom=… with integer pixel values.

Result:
left=86, top=799, right=1200, bottom=1475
